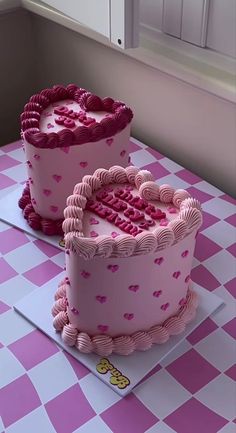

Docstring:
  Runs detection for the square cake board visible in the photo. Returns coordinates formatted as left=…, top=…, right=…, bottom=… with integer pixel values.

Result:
left=14, top=274, right=224, bottom=396
left=0, top=185, right=64, bottom=250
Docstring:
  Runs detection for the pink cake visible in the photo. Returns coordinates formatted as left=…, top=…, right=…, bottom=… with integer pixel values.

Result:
left=18, top=84, right=133, bottom=235
left=52, top=166, right=202, bottom=356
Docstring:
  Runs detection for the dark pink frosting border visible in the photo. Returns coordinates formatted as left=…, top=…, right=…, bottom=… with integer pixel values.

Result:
left=21, top=84, right=133, bottom=149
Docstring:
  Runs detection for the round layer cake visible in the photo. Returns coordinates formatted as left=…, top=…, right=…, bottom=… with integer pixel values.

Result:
left=18, top=84, right=133, bottom=235
left=52, top=165, right=202, bottom=355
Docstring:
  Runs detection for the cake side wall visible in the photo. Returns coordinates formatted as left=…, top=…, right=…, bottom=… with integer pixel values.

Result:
left=23, top=126, right=130, bottom=219
left=66, top=230, right=196, bottom=337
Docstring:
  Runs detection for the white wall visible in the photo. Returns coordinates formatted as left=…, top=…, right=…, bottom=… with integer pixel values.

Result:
left=31, top=15, right=236, bottom=197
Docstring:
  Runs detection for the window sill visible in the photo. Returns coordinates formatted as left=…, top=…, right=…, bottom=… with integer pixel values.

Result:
left=18, top=0, right=236, bottom=103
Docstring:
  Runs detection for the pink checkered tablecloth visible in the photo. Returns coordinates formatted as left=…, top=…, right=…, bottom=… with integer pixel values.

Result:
left=0, top=138, right=235, bottom=433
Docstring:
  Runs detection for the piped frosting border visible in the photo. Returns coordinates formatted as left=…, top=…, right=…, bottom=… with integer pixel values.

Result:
left=52, top=278, right=198, bottom=356
left=63, top=165, right=203, bottom=259
left=21, top=84, right=133, bottom=148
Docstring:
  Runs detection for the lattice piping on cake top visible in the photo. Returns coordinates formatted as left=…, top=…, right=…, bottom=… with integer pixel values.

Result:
left=52, top=278, right=198, bottom=356
left=63, top=165, right=203, bottom=259
left=20, top=84, right=133, bottom=148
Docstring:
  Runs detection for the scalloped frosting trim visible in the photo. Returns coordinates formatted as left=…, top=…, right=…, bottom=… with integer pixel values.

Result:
left=18, top=182, right=63, bottom=236
left=52, top=280, right=198, bottom=356
left=63, top=166, right=203, bottom=258
left=21, top=84, right=133, bottom=148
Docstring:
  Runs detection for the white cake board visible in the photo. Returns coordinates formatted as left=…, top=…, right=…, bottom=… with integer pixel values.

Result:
left=14, top=274, right=224, bottom=396
left=0, top=186, right=64, bottom=250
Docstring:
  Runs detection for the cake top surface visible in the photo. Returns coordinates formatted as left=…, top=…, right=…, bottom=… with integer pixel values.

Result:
left=63, top=166, right=202, bottom=259
left=21, top=84, right=133, bottom=148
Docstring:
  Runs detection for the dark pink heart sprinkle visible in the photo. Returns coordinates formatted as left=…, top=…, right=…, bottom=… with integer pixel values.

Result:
left=31, top=198, right=36, bottom=205
left=26, top=160, right=32, bottom=168
left=120, top=150, right=126, bottom=157
left=52, top=174, right=62, bottom=183
left=185, top=275, right=190, bottom=283
left=89, top=217, right=99, bottom=225
left=43, top=189, right=51, bottom=196
left=160, top=219, right=168, bottom=226
left=50, top=205, right=58, bottom=213
left=111, top=232, right=119, bottom=238
left=124, top=313, right=134, bottom=320
left=181, top=250, right=189, bottom=258
left=96, top=295, right=107, bottom=304
left=153, top=290, right=162, bottom=298
left=70, top=307, right=79, bottom=315
left=161, top=303, right=169, bottom=311
left=33, top=154, right=40, bottom=160
left=65, top=249, right=70, bottom=255
left=90, top=230, right=98, bottom=238
left=128, top=285, right=139, bottom=292
left=29, top=177, right=33, bottom=184
left=65, top=277, right=70, bottom=283
left=81, top=270, right=90, bottom=279
left=106, top=138, right=113, bottom=146
left=107, top=264, right=119, bottom=272
left=154, top=257, right=164, bottom=265
left=97, top=324, right=108, bottom=333
left=167, top=207, right=177, bottom=214
left=179, top=298, right=187, bottom=307
left=173, top=271, right=181, bottom=279
left=47, top=123, right=54, bottom=129
left=80, top=161, right=88, bottom=168
left=60, top=146, right=70, bottom=154
left=128, top=156, right=131, bottom=163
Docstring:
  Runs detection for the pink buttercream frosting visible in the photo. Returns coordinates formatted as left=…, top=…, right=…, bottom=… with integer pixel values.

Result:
left=139, top=181, right=160, bottom=201
left=135, top=170, right=154, bottom=189
left=159, top=184, right=174, bottom=203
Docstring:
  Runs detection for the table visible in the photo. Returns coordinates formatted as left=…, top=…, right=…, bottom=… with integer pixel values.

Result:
left=0, top=138, right=235, bottom=433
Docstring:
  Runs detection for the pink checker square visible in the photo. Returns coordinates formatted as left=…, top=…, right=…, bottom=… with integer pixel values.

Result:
left=187, top=186, right=214, bottom=203
left=0, top=155, right=21, bottom=171
left=200, top=211, right=220, bottom=231
left=101, top=393, right=158, bottom=433
left=226, top=243, right=236, bottom=258
left=64, top=351, right=90, bottom=380
left=194, top=234, right=222, bottom=262
left=220, top=194, right=236, bottom=206
left=129, top=140, right=142, bottom=153
left=0, top=173, right=16, bottom=190
left=1, top=140, right=22, bottom=153
left=0, top=300, right=10, bottom=314
left=187, top=317, right=218, bottom=345
left=0, top=374, right=41, bottom=428
left=224, top=214, right=236, bottom=228
left=8, top=329, right=59, bottom=370
left=45, top=384, right=95, bottom=433
left=0, top=258, right=17, bottom=284
left=146, top=146, right=164, bottom=160
left=191, top=264, right=220, bottom=291
left=176, top=168, right=201, bottom=185
left=142, top=161, right=169, bottom=179
left=33, top=239, right=61, bottom=258
left=225, top=364, right=236, bottom=381
left=164, top=398, right=227, bottom=433
left=224, top=277, right=236, bottom=298
left=166, top=349, right=220, bottom=394
left=23, top=260, right=62, bottom=286
left=0, top=227, right=29, bottom=254
left=222, top=318, right=236, bottom=339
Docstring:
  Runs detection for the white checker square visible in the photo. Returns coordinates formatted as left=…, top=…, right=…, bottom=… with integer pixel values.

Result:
left=3, top=164, right=27, bottom=183
left=146, top=421, right=176, bottom=433
left=203, top=198, right=235, bottom=219
left=0, top=416, right=4, bottom=433
left=28, top=352, right=78, bottom=404
left=212, top=287, right=236, bottom=327
left=79, top=373, right=121, bottom=414
left=0, top=221, right=9, bottom=232
left=218, top=423, right=236, bottom=433
left=50, top=252, right=65, bottom=269
left=7, top=148, right=25, bottom=163
left=157, top=174, right=190, bottom=190
left=158, top=157, right=183, bottom=174
left=160, top=339, right=192, bottom=368
left=0, top=309, right=34, bottom=345
left=194, top=181, right=223, bottom=197
left=0, top=184, right=19, bottom=200
left=4, top=242, right=47, bottom=274
left=0, top=275, right=35, bottom=307
left=6, top=407, right=56, bottom=433
left=192, top=256, right=200, bottom=269
left=130, top=148, right=157, bottom=167
left=195, top=328, right=236, bottom=372
left=134, top=369, right=191, bottom=420
left=196, top=375, right=236, bottom=421
left=204, top=250, right=236, bottom=284
left=74, top=416, right=113, bottom=433
left=202, top=221, right=236, bottom=248
left=0, top=348, right=25, bottom=389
